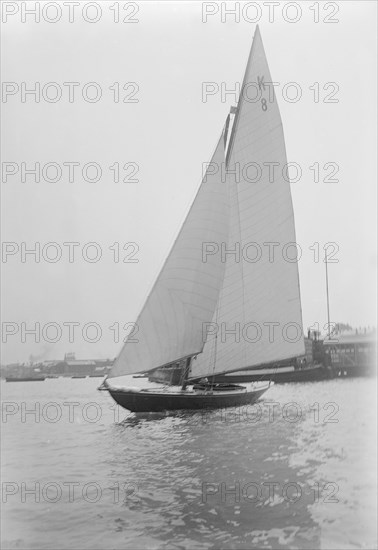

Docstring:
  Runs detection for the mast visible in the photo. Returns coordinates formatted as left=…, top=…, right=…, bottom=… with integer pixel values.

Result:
left=325, top=247, right=331, bottom=339
left=181, top=356, right=192, bottom=390
left=225, top=29, right=257, bottom=168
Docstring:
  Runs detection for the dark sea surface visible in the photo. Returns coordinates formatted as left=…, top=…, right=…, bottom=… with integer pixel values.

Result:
left=1, top=377, right=377, bottom=550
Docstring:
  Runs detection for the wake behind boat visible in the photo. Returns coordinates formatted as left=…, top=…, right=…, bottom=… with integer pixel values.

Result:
left=102, top=26, right=304, bottom=413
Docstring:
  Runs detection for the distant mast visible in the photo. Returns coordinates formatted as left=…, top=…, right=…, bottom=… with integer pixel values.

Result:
left=325, top=247, right=331, bottom=339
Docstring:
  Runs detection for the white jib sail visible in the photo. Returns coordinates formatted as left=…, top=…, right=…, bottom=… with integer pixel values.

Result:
left=191, top=26, right=305, bottom=379
left=108, top=130, right=230, bottom=379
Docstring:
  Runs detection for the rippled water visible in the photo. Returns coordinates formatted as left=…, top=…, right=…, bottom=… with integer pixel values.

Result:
left=1, top=377, right=377, bottom=549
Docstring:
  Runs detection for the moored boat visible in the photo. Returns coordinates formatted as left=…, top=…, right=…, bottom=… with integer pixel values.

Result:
left=6, top=376, right=46, bottom=382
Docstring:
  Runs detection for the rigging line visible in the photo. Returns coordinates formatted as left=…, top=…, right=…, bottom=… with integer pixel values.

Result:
left=210, top=302, right=220, bottom=387
left=223, top=40, right=250, bottom=372
left=112, top=128, right=226, bottom=374
left=209, top=127, right=231, bottom=384
left=233, top=161, right=248, bottom=371
left=225, top=31, right=256, bottom=168
left=325, top=246, right=331, bottom=340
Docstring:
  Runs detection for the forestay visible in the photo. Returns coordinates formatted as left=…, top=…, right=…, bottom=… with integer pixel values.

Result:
left=108, top=131, right=230, bottom=378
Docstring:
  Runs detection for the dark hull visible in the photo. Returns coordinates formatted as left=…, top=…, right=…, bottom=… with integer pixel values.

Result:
left=108, top=386, right=269, bottom=413
left=5, top=377, right=46, bottom=382
left=214, top=365, right=329, bottom=384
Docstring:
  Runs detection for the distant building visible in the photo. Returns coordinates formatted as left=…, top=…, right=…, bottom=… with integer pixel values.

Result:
left=48, top=358, right=112, bottom=376
left=323, top=331, right=376, bottom=376
left=2, top=352, right=114, bottom=378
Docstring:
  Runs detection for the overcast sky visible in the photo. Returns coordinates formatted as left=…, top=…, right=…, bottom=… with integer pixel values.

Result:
left=1, top=1, right=377, bottom=363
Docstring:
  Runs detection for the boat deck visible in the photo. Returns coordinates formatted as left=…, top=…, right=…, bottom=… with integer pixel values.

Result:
left=106, top=375, right=269, bottom=397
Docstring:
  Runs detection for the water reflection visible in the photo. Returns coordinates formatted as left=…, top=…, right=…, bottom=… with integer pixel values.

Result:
left=106, top=394, right=322, bottom=549
left=2, top=378, right=376, bottom=549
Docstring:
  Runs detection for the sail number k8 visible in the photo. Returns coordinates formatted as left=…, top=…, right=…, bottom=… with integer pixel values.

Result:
left=202, top=81, right=339, bottom=104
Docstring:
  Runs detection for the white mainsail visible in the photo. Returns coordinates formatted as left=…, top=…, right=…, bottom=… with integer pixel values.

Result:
left=108, top=130, right=230, bottom=379
left=191, top=26, right=305, bottom=379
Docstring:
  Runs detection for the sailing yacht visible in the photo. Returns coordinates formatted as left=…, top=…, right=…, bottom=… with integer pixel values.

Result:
left=100, top=26, right=305, bottom=412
